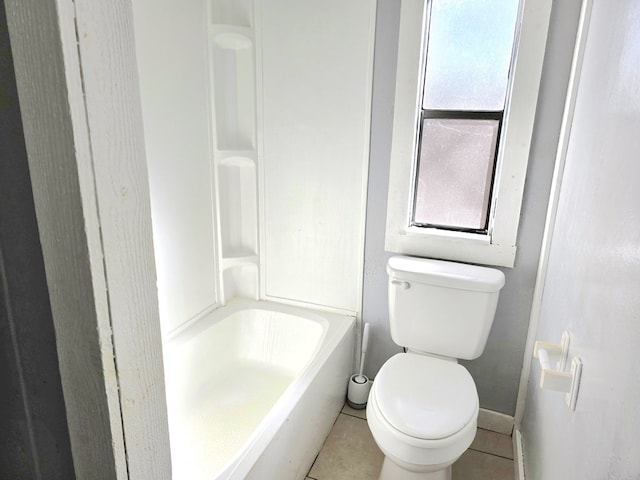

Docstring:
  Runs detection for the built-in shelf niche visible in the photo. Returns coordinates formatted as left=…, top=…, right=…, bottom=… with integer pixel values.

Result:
left=211, top=32, right=255, bottom=151
left=210, top=0, right=253, bottom=28
left=222, top=263, right=259, bottom=301
left=209, top=0, right=259, bottom=304
left=218, top=162, right=258, bottom=259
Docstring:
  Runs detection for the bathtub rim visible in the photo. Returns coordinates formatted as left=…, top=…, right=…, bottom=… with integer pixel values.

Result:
left=163, top=298, right=337, bottom=345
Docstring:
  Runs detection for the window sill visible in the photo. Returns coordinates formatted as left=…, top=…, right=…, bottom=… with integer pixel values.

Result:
left=406, top=226, right=491, bottom=243
left=385, top=229, right=516, bottom=267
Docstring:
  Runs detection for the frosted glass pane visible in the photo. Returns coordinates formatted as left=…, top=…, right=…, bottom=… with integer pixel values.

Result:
left=423, top=0, right=519, bottom=111
left=414, top=118, right=499, bottom=230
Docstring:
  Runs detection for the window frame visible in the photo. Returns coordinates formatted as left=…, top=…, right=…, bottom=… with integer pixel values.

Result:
left=385, top=0, right=553, bottom=268
left=412, top=110, right=503, bottom=234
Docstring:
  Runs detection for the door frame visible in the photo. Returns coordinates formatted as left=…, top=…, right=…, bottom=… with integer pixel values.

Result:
left=5, top=1, right=171, bottom=478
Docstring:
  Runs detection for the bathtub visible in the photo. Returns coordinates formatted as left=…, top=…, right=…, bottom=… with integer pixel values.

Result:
left=162, top=299, right=355, bottom=480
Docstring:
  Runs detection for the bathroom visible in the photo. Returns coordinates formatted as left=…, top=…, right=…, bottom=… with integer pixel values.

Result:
left=3, top=0, right=640, bottom=479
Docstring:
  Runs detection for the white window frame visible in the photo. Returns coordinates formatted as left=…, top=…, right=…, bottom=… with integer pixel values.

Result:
left=385, top=0, right=552, bottom=268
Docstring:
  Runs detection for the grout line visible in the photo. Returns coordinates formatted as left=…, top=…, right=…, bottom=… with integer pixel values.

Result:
left=468, top=446, right=515, bottom=462
left=341, top=411, right=367, bottom=420
left=306, top=409, right=347, bottom=478
left=308, top=451, right=320, bottom=471
left=341, top=410, right=514, bottom=461
left=339, top=405, right=514, bottom=466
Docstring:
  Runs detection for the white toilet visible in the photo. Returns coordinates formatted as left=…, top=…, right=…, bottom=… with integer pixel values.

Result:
left=366, top=256, right=505, bottom=480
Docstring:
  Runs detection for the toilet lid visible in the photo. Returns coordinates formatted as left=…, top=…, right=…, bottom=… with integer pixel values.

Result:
left=374, top=353, right=478, bottom=440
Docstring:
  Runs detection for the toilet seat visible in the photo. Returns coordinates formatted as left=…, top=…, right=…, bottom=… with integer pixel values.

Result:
left=366, top=353, right=479, bottom=473
left=374, top=353, right=478, bottom=440
left=367, top=378, right=478, bottom=471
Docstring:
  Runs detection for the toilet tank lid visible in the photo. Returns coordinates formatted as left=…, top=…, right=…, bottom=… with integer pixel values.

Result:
left=387, top=256, right=505, bottom=292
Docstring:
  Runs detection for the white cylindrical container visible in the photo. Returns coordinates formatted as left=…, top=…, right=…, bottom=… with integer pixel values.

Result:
left=347, top=374, right=371, bottom=409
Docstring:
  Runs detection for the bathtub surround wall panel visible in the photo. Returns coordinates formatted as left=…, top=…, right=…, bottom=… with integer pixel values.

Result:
left=522, top=0, right=640, bottom=477
left=362, top=0, right=581, bottom=415
left=132, top=0, right=218, bottom=334
left=260, top=0, right=376, bottom=313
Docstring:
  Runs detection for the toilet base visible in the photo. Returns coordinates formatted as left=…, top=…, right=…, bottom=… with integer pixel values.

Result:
left=378, top=457, right=451, bottom=480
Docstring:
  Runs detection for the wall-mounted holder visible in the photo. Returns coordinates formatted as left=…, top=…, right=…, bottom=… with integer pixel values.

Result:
left=533, top=331, right=582, bottom=411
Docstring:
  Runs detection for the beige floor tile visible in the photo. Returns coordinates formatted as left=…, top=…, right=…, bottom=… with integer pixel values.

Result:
left=342, top=402, right=367, bottom=419
left=308, top=413, right=383, bottom=480
left=453, top=449, right=514, bottom=480
left=470, top=428, right=514, bottom=459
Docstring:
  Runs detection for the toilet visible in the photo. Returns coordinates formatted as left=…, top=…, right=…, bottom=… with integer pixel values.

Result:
left=366, top=256, right=505, bottom=480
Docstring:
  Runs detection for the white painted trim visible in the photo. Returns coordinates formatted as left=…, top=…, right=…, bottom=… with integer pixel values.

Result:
left=513, top=0, right=594, bottom=428
left=205, top=3, right=224, bottom=310
left=6, top=0, right=172, bottom=478
left=354, top=0, right=379, bottom=362
left=477, top=408, right=514, bottom=435
left=513, top=428, right=526, bottom=480
left=384, top=0, right=553, bottom=268
left=256, top=0, right=267, bottom=302
left=71, top=1, right=171, bottom=477
left=5, top=1, right=128, bottom=477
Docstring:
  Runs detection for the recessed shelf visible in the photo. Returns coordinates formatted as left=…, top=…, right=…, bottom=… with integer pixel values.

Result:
left=222, top=263, right=259, bottom=302
left=216, top=150, right=256, bottom=166
left=211, top=26, right=253, bottom=49
left=221, top=254, right=259, bottom=269
left=218, top=163, right=257, bottom=259
left=210, top=0, right=253, bottom=28
left=208, top=0, right=259, bottom=304
left=211, top=33, right=255, bottom=151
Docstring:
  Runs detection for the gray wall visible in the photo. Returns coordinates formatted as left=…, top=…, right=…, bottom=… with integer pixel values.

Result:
left=522, top=0, right=640, bottom=477
left=0, top=1, right=75, bottom=477
left=362, top=0, right=582, bottom=415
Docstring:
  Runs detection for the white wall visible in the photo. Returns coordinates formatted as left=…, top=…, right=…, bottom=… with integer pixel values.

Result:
left=133, top=0, right=218, bottom=334
left=260, top=0, right=376, bottom=313
left=522, top=0, right=640, bottom=477
left=362, top=0, right=582, bottom=415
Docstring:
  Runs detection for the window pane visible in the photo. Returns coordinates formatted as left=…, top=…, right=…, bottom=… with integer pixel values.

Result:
left=423, top=0, right=519, bottom=111
left=413, top=118, right=499, bottom=230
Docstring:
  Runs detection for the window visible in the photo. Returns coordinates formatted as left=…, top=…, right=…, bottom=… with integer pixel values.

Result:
left=385, top=0, right=552, bottom=267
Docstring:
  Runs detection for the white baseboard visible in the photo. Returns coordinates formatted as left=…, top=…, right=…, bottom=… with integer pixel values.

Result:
left=477, top=408, right=514, bottom=435
left=513, top=428, right=525, bottom=480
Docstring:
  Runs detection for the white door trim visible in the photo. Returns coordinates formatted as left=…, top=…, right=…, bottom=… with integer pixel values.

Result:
left=5, top=1, right=171, bottom=478
left=513, top=0, right=594, bottom=429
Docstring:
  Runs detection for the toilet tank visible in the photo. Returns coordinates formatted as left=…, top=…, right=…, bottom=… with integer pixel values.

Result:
left=387, top=256, right=505, bottom=360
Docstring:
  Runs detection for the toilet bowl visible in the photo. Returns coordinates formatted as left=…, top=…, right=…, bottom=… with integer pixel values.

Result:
left=367, top=256, right=505, bottom=480
left=366, top=353, right=478, bottom=480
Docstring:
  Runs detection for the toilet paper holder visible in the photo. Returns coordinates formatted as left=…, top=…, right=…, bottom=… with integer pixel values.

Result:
left=533, top=331, right=582, bottom=410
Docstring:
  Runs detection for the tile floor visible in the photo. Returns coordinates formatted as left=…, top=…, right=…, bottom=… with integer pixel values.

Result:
left=306, top=404, right=514, bottom=480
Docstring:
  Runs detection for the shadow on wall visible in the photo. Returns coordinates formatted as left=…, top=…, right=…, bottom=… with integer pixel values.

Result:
left=0, top=2, right=75, bottom=476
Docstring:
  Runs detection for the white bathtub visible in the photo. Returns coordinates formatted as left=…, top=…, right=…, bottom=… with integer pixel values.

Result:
left=163, top=299, right=355, bottom=480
